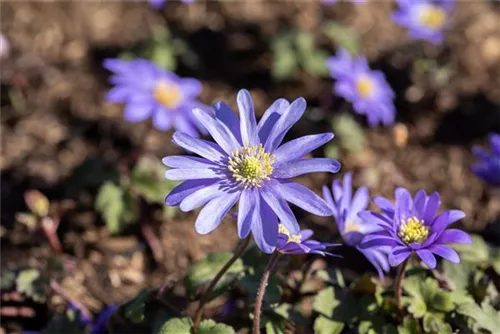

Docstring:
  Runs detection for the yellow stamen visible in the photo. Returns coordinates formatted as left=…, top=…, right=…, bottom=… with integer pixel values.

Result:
left=344, top=221, right=361, bottom=233
left=398, top=216, right=429, bottom=244
left=279, top=224, right=301, bottom=244
left=356, top=75, right=374, bottom=98
left=153, top=81, right=183, bottom=109
left=419, top=4, right=446, bottom=30
left=228, top=144, right=274, bottom=188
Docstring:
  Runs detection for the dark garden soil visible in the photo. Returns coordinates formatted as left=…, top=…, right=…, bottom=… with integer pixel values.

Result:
left=1, top=1, right=500, bottom=332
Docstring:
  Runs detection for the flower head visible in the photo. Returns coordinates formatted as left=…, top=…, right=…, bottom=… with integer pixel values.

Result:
left=326, top=49, right=396, bottom=127
left=164, top=89, right=340, bottom=253
left=276, top=224, right=338, bottom=256
left=322, top=173, right=390, bottom=277
left=392, top=0, right=454, bottom=44
left=472, top=133, right=500, bottom=186
left=359, top=188, right=472, bottom=269
left=103, top=58, right=209, bottom=136
left=148, top=0, right=195, bottom=9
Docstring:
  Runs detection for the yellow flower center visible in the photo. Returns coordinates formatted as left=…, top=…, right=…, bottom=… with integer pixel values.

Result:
left=356, top=75, right=374, bottom=98
left=398, top=216, right=429, bottom=244
left=279, top=224, right=301, bottom=244
left=228, top=144, right=274, bottom=188
left=153, top=81, right=183, bottom=109
left=344, top=221, right=361, bottom=233
left=419, top=4, right=446, bottom=30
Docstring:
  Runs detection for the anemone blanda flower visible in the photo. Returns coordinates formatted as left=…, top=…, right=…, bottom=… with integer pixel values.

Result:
left=322, top=173, right=390, bottom=277
left=359, top=188, right=472, bottom=269
left=326, top=49, right=396, bottom=127
left=103, top=58, right=209, bottom=136
left=148, top=0, right=195, bottom=9
left=392, top=0, right=454, bottom=44
left=472, top=133, right=500, bottom=186
left=276, top=224, right=338, bottom=256
left=164, top=89, right=341, bottom=253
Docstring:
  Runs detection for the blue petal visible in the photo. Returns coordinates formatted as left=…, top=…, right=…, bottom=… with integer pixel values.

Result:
left=416, top=249, right=436, bottom=269
left=195, top=192, right=239, bottom=234
left=165, top=168, right=220, bottom=181
left=257, top=98, right=289, bottom=144
left=124, top=102, right=153, bottom=123
left=165, top=179, right=216, bottom=206
left=428, top=244, right=459, bottom=264
left=214, top=101, right=241, bottom=143
left=347, top=187, right=369, bottom=221
left=237, top=188, right=257, bottom=238
left=251, top=196, right=278, bottom=254
left=193, top=108, right=241, bottom=154
left=180, top=182, right=227, bottom=212
left=172, top=132, right=225, bottom=162
left=260, top=184, right=300, bottom=234
left=273, top=133, right=334, bottom=163
left=389, top=246, right=411, bottom=267
left=273, top=180, right=332, bottom=216
left=272, top=158, right=340, bottom=178
left=162, top=156, right=216, bottom=169
left=237, top=89, right=258, bottom=146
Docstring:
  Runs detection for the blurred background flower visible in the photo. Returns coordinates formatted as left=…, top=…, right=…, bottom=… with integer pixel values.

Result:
left=472, top=133, right=500, bottom=186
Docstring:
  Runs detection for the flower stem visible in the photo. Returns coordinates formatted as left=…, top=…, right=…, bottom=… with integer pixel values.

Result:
left=192, top=236, right=250, bottom=333
left=395, top=257, right=410, bottom=310
left=252, top=252, right=280, bottom=334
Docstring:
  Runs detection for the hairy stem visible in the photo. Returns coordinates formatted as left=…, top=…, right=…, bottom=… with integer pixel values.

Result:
left=395, top=257, right=410, bottom=310
left=252, top=252, right=280, bottom=334
left=192, top=236, right=250, bottom=333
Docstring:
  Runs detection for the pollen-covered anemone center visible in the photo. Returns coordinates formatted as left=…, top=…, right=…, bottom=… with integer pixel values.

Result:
left=398, top=216, right=429, bottom=244
left=356, top=75, right=374, bottom=98
left=419, top=4, right=446, bottom=30
left=153, top=81, right=183, bottom=109
left=279, top=224, right=301, bottom=244
left=228, top=144, right=274, bottom=188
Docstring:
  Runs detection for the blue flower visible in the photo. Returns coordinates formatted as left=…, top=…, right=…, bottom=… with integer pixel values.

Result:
left=103, top=58, right=210, bottom=136
left=326, top=49, right=396, bottom=127
left=276, top=224, right=339, bottom=256
left=164, top=89, right=341, bottom=253
left=392, top=0, right=454, bottom=44
left=149, top=0, right=195, bottom=10
left=359, top=188, right=472, bottom=269
left=322, top=173, right=390, bottom=277
left=472, top=133, right=500, bottom=186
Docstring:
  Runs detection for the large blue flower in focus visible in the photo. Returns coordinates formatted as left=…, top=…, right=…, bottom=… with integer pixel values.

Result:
left=326, top=49, right=396, bottom=127
left=392, top=0, right=454, bottom=44
left=472, top=133, right=500, bottom=186
left=164, top=89, right=341, bottom=253
left=359, top=188, right=472, bottom=269
left=323, top=173, right=390, bottom=277
left=103, top=58, right=209, bottom=136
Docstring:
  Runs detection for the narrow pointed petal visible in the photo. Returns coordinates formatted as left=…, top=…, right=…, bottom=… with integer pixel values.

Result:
left=273, top=181, right=332, bottom=216
left=251, top=196, right=278, bottom=254
left=162, top=156, right=216, bottom=169
left=422, top=192, right=440, bottom=224
left=273, top=133, right=334, bottom=163
left=436, top=229, right=472, bottom=245
left=373, top=196, right=395, bottom=216
left=214, top=101, right=241, bottom=142
left=360, top=235, right=398, bottom=248
left=180, top=182, right=227, bottom=212
left=165, top=168, right=220, bottom=181
left=428, top=244, right=460, bottom=263
left=416, top=249, right=437, bottom=269
left=389, top=246, right=411, bottom=267
left=172, top=132, right=225, bottom=162
left=237, top=188, right=257, bottom=238
left=273, top=158, right=340, bottom=178
left=237, top=89, right=258, bottom=146
left=257, top=98, right=289, bottom=143
left=195, top=192, right=239, bottom=234
left=166, top=179, right=216, bottom=206
left=193, top=108, right=241, bottom=154
left=260, top=185, right=300, bottom=234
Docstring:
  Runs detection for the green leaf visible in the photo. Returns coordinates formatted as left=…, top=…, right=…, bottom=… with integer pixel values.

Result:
left=452, top=234, right=489, bottom=264
left=398, top=317, right=419, bottom=334
left=271, top=46, right=298, bottom=80
left=456, top=300, right=500, bottom=333
left=185, top=252, right=245, bottom=296
left=490, top=246, right=500, bottom=275
left=313, top=287, right=339, bottom=317
left=295, top=32, right=316, bottom=56
left=262, top=304, right=291, bottom=334
left=332, top=113, right=366, bottom=155
left=155, top=317, right=192, bottom=334
left=303, top=51, right=329, bottom=77
left=95, top=182, right=125, bottom=234
left=313, top=315, right=344, bottom=334
left=16, top=269, right=47, bottom=302
left=422, top=313, right=452, bottom=334
left=124, top=290, right=150, bottom=324
left=442, top=260, right=473, bottom=291
left=322, top=22, right=361, bottom=55
left=198, top=319, right=235, bottom=334
left=403, top=276, right=453, bottom=317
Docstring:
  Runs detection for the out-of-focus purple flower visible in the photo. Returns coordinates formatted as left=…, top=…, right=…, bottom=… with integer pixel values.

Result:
left=359, top=188, right=472, bottom=269
left=276, top=224, right=339, bottom=256
left=322, top=0, right=366, bottom=4
left=148, top=0, right=195, bottom=10
left=472, top=133, right=500, bottom=186
left=326, top=49, right=396, bottom=127
left=0, top=32, right=10, bottom=59
left=322, top=173, right=390, bottom=277
left=164, top=89, right=340, bottom=253
left=392, top=0, right=454, bottom=44
left=103, top=58, right=210, bottom=136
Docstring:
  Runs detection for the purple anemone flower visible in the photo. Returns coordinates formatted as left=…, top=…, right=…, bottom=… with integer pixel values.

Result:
left=163, top=89, right=341, bottom=253
left=103, top=58, right=210, bottom=137
left=472, top=133, right=500, bottom=186
left=326, top=49, right=396, bottom=127
left=276, top=224, right=338, bottom=256
left=392, top=0, right=454, bottom=44
left=359, top=188, right=472, bottom=269
left=148, top=0, right=195, bottom=9
left=322, top=173, right=390, bottom=277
